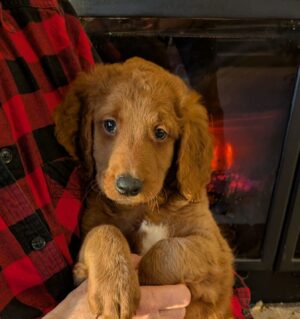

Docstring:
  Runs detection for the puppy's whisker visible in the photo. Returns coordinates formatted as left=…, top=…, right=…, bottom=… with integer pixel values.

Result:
left=163, top=188, right=168, bottom=200
left=146, top=198, right=153, bottom=212
left=153, top=195, right=159, bottom=214
left=147, top=193, right=160, bottom=214
left=91, top=182, right=99, bottom=193
left=94, top=186, right=105, bottom=201
left=85, top=179, right=97, bottom=191
left=82, top=180, right=96, bottom=200
left=159, top=188, right=168, bottom=203
left=146, top=194, right=155, bottom=212
left=82, top=179, right=101, bottom=202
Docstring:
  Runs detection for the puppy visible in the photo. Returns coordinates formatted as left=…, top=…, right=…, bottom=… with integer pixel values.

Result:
left=54, top=57, right=234, bottom=319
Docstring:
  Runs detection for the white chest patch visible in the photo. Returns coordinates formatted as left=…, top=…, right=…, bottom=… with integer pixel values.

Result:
left=139, top=221, right=168, bottom=255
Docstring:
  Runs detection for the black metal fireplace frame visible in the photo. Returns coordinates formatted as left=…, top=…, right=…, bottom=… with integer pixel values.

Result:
left=71, top=0, right=300, bottom=19
left=70, top=0, right=300, bottom=300
left=276, top=165, right=300, bottom=272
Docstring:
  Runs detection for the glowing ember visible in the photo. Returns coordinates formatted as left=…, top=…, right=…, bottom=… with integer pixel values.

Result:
left=208, top=171, right=254, bottom=195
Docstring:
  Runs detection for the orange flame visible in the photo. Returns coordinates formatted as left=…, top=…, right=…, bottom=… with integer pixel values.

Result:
left=211, top=142, right=234, bottom=171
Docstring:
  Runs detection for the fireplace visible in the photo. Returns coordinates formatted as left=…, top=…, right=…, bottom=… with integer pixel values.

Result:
left=71, top=1, right=300, bottom=302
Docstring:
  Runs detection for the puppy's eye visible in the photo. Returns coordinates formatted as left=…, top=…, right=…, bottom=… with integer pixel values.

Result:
left=155, top=128, right=167, bottom=140
left=103, top=119, right=117, bottom=135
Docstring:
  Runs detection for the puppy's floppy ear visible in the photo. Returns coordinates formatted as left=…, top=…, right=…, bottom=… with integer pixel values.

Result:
left=176, top=89, right=213, bottom=202
left=54, top=71, right=95, bottom=179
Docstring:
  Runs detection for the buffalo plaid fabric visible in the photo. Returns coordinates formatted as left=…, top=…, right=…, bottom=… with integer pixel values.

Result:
left=0, top=0, right=98, bottom=317
left=231, top=273, right=254, bottom=319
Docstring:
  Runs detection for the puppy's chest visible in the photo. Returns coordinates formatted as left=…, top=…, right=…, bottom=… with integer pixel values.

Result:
left=109, top=210, right=169, bottom=255
left=137, top=220, right=169, bottom=255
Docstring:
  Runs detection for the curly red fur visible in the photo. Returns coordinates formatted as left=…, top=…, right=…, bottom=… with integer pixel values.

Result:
left=54, top=57, right=234, bottom=319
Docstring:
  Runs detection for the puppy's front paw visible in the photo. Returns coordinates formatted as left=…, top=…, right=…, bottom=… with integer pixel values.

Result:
left=88, top=257, right=140, bottom=319
left=73, top=262, right=88, bottom=286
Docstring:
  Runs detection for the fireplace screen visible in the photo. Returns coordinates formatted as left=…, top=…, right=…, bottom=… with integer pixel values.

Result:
left=82, top=18, right=299, bottom=259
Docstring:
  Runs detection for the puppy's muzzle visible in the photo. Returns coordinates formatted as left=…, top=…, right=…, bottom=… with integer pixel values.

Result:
left=116, top=175, right=142, bottom=196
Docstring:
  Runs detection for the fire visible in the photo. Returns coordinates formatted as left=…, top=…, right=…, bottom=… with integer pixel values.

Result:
left=211, top=142, right=234, bottom=171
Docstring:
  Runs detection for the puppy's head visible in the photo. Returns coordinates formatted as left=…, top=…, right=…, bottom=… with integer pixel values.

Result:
left=54, top=57, right=212, bottom=205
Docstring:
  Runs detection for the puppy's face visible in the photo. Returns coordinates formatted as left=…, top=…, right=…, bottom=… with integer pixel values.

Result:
left=55, top=58, right=212, bottom=205
left=93, top=77, right=180, bottom=205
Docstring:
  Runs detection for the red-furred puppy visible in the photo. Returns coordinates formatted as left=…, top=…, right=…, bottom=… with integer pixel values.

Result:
left=54, top=57, right=234, bottom=319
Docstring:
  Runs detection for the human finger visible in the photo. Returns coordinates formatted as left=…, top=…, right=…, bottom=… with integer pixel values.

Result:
left=159, top=308, right=186, bottom=319
left=136, top=284, right=191, bottom=315
left=131, top=254, right=142, bottom=269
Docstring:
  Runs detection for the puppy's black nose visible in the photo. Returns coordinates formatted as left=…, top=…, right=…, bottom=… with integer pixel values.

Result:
left=116, top=175, right=142, bottom=196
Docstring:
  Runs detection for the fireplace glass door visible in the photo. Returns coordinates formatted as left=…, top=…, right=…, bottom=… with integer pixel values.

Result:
left=81, top=18, right=300, bottom=263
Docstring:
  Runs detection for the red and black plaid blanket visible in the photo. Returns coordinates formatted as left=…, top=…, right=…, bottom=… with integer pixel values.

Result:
left=0, top=0, right=96, bottom=317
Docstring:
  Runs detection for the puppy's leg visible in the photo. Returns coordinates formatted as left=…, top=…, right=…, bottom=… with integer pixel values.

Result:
left=74, top=225, right=140, bottom=319
left=138, top=235, right=233, bottom=319
left=73, top=261, right=88, bottom=286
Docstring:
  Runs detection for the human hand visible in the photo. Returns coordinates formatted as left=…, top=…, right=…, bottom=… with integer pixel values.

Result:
left=43, top=281, right=190, bottom=319
left=131, top=254, right=191, bottom=318
left=135, top=284, right=190, bottom=318
left=43, top=254, right=190, bottom=319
